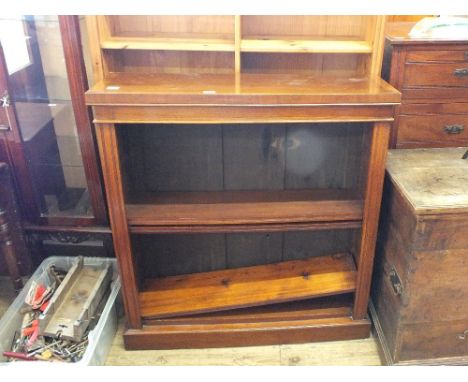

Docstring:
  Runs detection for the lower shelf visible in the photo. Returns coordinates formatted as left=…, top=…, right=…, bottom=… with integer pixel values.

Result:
left=139, top=253, right=357, bottom=319
left=125, top=296, right=369, bottom=349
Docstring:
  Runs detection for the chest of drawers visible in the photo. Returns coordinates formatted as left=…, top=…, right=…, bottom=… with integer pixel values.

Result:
left=384, top=22, right=468, bottom=148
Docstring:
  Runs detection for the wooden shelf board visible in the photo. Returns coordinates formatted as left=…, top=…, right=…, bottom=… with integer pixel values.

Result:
left=126, top=190, right=364, bottom=227
left=85, top=72, right=401, bottom=106
left=139, top=253, right=357, bottom=319
left=144, top=294, right=354, bottom=325
left=130, top=220, right=362, bottom=234
left=101, top=36, right=235, bottom=52
left=241, top=39, right=373, bottom=54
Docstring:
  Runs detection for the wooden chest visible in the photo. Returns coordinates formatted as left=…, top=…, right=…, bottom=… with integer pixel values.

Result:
left=371, top=147, right=468, bottom=365
left=384, top=22, right=468, bottom=149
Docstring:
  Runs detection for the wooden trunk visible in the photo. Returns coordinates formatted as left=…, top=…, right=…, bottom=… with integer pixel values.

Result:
left=371, top=147, right=468, bottom=365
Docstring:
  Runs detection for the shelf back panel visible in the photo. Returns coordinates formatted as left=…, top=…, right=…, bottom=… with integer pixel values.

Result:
left=106, top=15, right=236, bottom=39
left=117, top=123, right=368, bottom=195
left=241, top=16, right=371, bottom=40
left=134, top=229, right=358, bottom=279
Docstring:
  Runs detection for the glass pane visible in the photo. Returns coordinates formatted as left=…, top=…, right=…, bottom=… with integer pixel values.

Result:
left=0, top=15, right=93, bottom=218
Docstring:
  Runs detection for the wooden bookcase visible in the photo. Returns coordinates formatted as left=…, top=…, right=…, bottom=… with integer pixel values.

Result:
left=84, top=15, right=400, bottom=349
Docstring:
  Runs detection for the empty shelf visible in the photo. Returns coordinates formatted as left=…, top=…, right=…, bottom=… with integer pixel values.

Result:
left=101, top=36, right=235, bottom=52
left=139, top=253, right=357, bottom=319
left=241, top=39, right=373, bottom=54
left=126, top=190, right=364, bottom=228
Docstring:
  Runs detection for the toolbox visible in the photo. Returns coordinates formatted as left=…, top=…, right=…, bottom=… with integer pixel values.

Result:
left=0, top=257, right=121, bottom=366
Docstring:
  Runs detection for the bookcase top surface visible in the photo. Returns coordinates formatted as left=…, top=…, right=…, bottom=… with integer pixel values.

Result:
left=86, top=73, right=401, bottom=106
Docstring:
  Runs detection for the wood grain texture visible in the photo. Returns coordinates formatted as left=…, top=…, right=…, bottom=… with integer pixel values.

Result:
left=129, top=221, right=362, bottom=234
left=144, top=295, right=353, bottom=325
left=86, top=72, right=400, bottom=106
left=91, top=16, right=385, bottom=78
left=396, top=114, right=468, bottom=148
left=241, top=39, right=372, bottom=54
left=385, top=27, right=468, bottom=148
left=101, top=36, right=235, bottom=52
left=92, top=104, right=396, bottom=124
left=139, top=253, right=357, bottom=319
left=386, top=148, right=468, bottom=215
left=124, top=315, right=370, bottom=350
left=126, top=190, right=363, bottom=227
left=353, top=122, right=390, bottom=319
left=372, top=147, right=468, bottom=364
left=95, top=124, right=141, bottom=328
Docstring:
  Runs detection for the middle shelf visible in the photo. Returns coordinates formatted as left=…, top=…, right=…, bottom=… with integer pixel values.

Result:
left=126, top=189, right=363, bottom=227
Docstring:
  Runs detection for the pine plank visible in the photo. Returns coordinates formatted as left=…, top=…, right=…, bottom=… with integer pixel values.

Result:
left=241, top=39, right=373, bottom=54
left=101, top=36, right=235, bottom=52
left=139, top=253, right=357, bottom=319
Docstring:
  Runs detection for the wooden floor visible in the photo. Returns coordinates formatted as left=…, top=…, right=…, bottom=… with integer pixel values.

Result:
left=0, top=276, right=383, bottom=366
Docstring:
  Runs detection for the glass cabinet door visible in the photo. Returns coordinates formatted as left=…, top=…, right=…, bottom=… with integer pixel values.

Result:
left=0, top=16, right=106, bottom=225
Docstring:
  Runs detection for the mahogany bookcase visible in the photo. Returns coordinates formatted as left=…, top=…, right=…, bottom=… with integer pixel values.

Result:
left=85, top=16, right=400, bottom=349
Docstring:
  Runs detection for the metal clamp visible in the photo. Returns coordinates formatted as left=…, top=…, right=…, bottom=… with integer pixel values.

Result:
left=444, top=124, right=465, bottom=135
left=453, top=68, right=468, bottom=78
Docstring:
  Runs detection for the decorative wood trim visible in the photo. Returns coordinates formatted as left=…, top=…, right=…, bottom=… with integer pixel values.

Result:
left=124, top=316, right=371, bottom=350
left=91, top=104, right=396, bottom=124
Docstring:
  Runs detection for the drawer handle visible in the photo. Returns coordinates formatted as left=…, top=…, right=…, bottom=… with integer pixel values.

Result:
left=444, top=124, right=464, bottom=134
left=458, top=329, right=468, bottom=340
left=453, top=68, right=468, bottom=78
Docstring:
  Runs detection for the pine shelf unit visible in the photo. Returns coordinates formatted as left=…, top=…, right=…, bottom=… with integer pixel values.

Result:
left=85, top=15, right=400, bottom=350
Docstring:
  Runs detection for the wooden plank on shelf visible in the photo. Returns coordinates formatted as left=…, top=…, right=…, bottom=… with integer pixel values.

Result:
left=241, top=39, right=373, bottom=54
left=101, top=36, right=235, bottom=52
left=144, top=294, right=354, bottom=325
left=126, top=189, right=364, bottom=227
left=139, top=252, right=357, bottom=319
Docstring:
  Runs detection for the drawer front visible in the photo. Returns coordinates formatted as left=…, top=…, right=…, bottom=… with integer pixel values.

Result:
left=406, top=49, right=468, bottom=63
left=397, top=114, right=468, bottom=148
left=399, top=320, right=468, bottom=361
left=403, top=62, right=468, bottom=88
